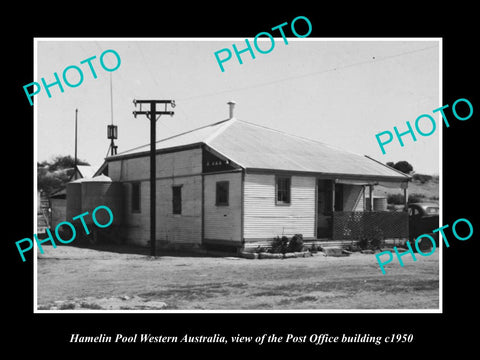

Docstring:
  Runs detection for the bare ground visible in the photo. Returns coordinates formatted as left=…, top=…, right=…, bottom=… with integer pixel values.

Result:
left=36, top=244, right=439, bottom=311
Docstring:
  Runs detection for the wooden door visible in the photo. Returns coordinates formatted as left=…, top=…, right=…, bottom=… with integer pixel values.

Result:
left=317, top=179, right=333, bottom=238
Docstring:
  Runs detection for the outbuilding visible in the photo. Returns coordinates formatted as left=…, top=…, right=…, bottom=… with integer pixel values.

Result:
left=105, top=103, right=410, bottom=252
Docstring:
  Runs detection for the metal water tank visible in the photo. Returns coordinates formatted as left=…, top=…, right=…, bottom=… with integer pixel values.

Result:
left=366, top=195, right=388, bottom=211
left=66, top=179, right=83, bottom=220
left=80, top=175, right=123, bottom=226
left=373, top=196, right=388, bottom=212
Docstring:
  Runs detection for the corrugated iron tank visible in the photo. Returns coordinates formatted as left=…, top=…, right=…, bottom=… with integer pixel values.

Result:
left=366, top=196, right=388, bottom=212
left=66, top=180, right=82, bottom=220
left=66, top=175, right=124, bottom=225
left=373, top=197, right=388, bottom=212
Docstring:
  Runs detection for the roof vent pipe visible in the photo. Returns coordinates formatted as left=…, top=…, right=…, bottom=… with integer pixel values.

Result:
left=227, top=101, right=236, bottom=119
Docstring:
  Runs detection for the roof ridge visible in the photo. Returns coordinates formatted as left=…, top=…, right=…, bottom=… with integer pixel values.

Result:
left=204, top=117, right=237, bottom=144
left=236, top=119, right=362, bottom=156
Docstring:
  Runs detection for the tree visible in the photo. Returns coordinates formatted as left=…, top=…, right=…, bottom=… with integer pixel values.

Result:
left=386, top=161, right=395, bottom=168
left=48, top=155, right=88, bottom=172
left=37, top=155, right=89, bottom=195
left=392, top=161, right=413, bottom=174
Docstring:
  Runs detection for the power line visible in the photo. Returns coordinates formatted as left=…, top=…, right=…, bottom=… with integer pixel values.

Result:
left=135, top=43, right=161, bottom=88
left=177, top=45, right=439, bottom=102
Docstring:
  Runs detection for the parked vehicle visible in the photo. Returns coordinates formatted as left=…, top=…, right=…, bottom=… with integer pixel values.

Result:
left=408, top=202, right=439, bottom=249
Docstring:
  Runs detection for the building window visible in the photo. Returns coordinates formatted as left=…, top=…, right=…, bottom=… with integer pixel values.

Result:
left=276, top=176, right=291, bottom=205
left=172, top=185, right=182, bottom=214
left=216, top=181, right=229, bottom=206
left=131, top=182, right=141, bottom=213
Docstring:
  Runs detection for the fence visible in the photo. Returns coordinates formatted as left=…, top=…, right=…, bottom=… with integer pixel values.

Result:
left=332, top=211, right=408, bottom=240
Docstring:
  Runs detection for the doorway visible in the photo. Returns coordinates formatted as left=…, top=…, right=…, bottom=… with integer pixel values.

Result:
left=316, top=179, right=344, bottom=238
left=317, top=179, right=333, bottom=238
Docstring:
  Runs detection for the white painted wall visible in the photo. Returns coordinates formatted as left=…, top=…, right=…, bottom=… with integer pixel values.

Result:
left=109, top=148, right=203, bottom=246
left=203, top=172, right=242, bottom=241
left=243, top=173, right=315, bottom=239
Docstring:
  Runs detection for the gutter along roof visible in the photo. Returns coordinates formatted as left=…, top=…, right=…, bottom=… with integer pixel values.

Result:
left=107, top=118, right=409, bottom=182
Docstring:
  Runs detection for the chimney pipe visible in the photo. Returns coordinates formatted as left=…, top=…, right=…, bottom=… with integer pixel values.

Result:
left=227, top=101, right=236, bottom=119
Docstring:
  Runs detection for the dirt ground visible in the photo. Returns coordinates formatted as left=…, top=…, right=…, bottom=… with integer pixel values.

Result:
left=36, top=244, right=439, bottom=311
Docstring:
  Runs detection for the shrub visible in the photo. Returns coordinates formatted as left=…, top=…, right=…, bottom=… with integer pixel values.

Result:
left=388, top=193, right=427, bottom=204
left=412, top=173, right=432, bottom=184
left=358, top=227, right=384, bottom=250
left=387, top=193, right=404, bottom=205
left=408, top=193, right=426, bottom=203
left=271, top=236, right=289, bottom=254
left=255, top=246, right=266, bottom=253
left=369, top=226, right=385, bottom=249
left=345, top=243, right=361, bottom=252
left=287, top=234, right=304, bottom=253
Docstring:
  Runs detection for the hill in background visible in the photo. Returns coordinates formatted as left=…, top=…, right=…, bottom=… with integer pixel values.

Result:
left=374, top=173, right=439, bottom=207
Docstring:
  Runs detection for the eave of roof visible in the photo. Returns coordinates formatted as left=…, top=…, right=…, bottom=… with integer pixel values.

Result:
left=106, top=142, right=204, bottom=162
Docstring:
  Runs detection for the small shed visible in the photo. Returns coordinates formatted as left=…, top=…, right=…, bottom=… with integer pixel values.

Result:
left=49, top=188, right=66, bottom=230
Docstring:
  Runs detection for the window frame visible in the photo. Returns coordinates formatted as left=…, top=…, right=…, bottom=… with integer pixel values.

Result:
left=275, top=175, right=291, bottom=206
left=172, top=185, right=182, bottom=215
left=215, top=181, right=230, bottom=206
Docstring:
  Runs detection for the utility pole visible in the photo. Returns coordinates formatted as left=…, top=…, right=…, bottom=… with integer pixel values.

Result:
left=133, top=99, right=175, bottom=257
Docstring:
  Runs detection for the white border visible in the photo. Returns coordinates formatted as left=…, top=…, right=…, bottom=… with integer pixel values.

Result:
left=33, top=37, right=442, bottom=314
left=33, top=39, right=39, bottom=312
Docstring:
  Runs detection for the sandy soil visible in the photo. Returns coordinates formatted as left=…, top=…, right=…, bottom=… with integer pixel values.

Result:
left=36, top=244, right=439, bottom=311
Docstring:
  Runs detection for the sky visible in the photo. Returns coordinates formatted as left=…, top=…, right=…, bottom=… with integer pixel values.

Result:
left=35, top=38, right=440, bottom=175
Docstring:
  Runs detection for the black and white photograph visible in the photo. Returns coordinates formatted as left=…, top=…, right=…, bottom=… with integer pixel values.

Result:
left=7, top=7, right=479, bottom=355
left=33, top=38, right=441, bottom=312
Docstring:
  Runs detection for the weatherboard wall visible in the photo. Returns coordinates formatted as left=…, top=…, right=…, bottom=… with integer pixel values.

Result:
left=203, top=172, right=242, bottom=244
left=243, top=173, right=316, bottom=240
left=108, top=148, right=203, bottom=247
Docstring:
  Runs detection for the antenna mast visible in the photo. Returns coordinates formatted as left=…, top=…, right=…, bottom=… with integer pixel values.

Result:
left=107, top=73, right=118, bottom=156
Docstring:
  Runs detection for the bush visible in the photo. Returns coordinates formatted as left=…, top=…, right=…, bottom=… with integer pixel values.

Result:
left=387, top=193, right=404, bottom=205
left=271, top=236, right=289, bottom=254
left=358, top=226, right=384, bottom=250
left=408, top=193, right=426, bottom=203
left=254, top=246, right=266, bottom=253
left=412, top=173, right=433, bottom=184
left=369, top=227, right=385, bottom=249
left=309, top=244, right=319, bottom=253
left=345, top=243, right=361, bottom=252
left=287, top=234, right=304, bottom=253
left=387, top=193, right=427, bottom=204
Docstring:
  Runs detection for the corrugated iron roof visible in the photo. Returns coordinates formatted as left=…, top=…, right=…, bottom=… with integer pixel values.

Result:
left=114, top=119, right=230, bottom=157
left=109, top=118, right=409, bottom=181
